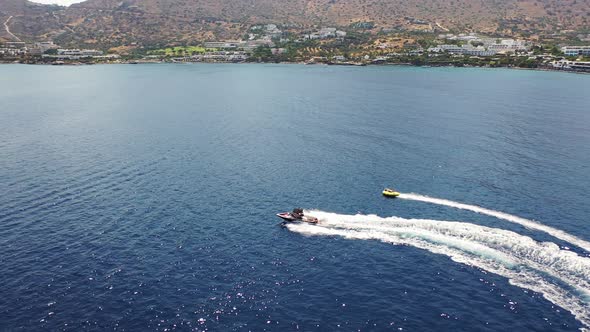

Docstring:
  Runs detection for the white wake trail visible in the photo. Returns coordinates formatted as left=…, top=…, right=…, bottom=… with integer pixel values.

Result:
left=287, top=210, right=590, bottom=330
left=399, top=193, right=590, bottom=253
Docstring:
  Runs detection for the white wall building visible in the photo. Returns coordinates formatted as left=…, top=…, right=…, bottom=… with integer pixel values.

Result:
left=551, top=59, right=590, bottom=71
left=57, top=49, right=103, bottom=56
left=0, top=47, right=27, bottom=56
left=41, top=48, right=104, bottom=60
left=433, top=44, right=496, bottom=56
left=483, top=39, right=530, bottom=53
left=27, top=41, right=59, bottom=55
left=561, top=46, right=590, bottom=57
left=203, top=41, right=242, bottom=49
left=439, top=44, right=464, bottom=54
left=304, top=28, right=346, bottom=40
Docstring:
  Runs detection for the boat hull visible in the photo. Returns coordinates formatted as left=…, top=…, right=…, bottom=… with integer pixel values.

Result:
left=277, top=213, right=297, bottom=221
left=276, top=212, right=319, bottom=224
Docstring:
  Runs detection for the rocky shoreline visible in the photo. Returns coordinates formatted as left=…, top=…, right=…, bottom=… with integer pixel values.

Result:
left=3, top=58, right=590, bottom=75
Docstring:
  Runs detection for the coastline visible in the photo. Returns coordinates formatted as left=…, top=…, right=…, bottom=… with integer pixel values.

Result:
left=2, top=59, right=588, bottom=75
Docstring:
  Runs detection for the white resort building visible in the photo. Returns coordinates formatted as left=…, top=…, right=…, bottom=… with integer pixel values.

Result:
left=561, top=46, right=590, bottom=57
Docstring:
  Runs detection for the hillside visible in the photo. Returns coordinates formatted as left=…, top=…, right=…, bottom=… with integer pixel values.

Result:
left=1, top=0, right=589, bottom=47
left=0, top=0, right=64, bottom=42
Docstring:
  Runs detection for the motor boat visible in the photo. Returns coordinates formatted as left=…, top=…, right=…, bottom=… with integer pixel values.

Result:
left=277, top=208, right=319, bottom=224
left=382, top=188, right=400, bottom=197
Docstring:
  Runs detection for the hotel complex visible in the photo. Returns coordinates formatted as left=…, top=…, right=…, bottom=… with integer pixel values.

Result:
left=561, top=46, right=590, bottom=57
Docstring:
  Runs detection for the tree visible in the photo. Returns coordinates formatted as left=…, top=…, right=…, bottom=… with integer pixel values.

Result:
left=251, top=46, right=273, bottom=62
left=411, top=57, right=424, bottom=66
left=549, top=45, right=562, bottom=56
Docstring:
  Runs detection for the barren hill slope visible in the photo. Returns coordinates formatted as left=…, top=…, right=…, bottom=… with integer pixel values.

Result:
left=1, top=0, right=588, bottom=47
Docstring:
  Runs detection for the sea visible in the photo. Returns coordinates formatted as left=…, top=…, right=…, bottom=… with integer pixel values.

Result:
left=1, top=64, right=590, bottom=331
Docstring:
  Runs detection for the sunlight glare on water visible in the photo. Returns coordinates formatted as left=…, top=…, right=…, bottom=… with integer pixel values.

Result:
left=1, top=64, right=589, bottom=331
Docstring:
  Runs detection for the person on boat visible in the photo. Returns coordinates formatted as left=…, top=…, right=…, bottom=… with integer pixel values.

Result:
left=291, top=208, right=304, bottom=219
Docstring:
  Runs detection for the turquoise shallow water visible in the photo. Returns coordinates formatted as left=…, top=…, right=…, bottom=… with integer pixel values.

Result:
left=1, top=64, right=590, bottom=331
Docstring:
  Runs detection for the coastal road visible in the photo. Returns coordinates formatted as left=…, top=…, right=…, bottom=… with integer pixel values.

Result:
left=3, top=16, right=22, bottom=42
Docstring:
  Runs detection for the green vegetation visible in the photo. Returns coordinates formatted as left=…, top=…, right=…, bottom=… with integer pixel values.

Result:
left=358, top=48, right=554, bottom=69
left=349, top=21, right=375, bottom=30
left=147, top=46, right=214, bottom=56
left=6, top=27, right=586, bottom=72
left=531, top=45, right=563, bottom=56
left=249, top=46, right=274, bottom=62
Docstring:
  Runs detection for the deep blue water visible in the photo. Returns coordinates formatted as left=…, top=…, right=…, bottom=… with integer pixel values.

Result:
left=1, top=64, right=590, bottom=331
